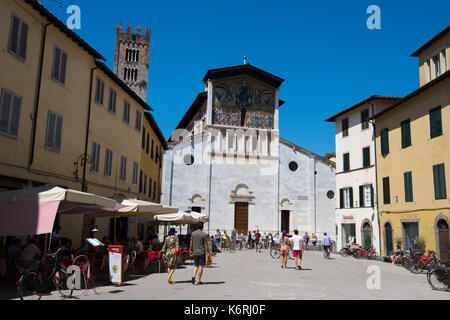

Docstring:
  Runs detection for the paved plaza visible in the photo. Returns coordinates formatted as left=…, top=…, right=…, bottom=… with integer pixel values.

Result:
left=2, top=249, right=449, bottom=300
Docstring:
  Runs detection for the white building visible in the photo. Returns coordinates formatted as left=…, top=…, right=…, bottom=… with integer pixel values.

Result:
left=161, top=64, right=336, bottom=239
left=326, top=95, right=401, bottom=252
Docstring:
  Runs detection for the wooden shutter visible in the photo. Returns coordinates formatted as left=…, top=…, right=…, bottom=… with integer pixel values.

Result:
left=45, top=112, right=56, bottom=149
left=370, top=185, right=374, bottom=207
left=404, top=172, right=413, bottom=202
left=146, top=133, right=150, bottom=154
left=9, top=15, right=20, bottom=55
left=343, top=153, right=350, bottom=172
left=359, top=185, right=365, bottom=207
left=381, top=129, right=389, bottom=156
left=53, top=47, right=61, bottom=80
left=430, top=106, right=442, bottom=139
left=0, top=90, right=12, bottom=134
left=363, top=147, right=370, bottom=167
left=91, top=143, right=97, bottom=172
left=60, top=51, right=67, bottom=84
left=361, top=109, right=369, bottom=129
left=339, top=189, right=344, bottom=209
left=9, top=94, right=21, bottom=137
left=383, top=177, right=391, bottom=204
left=139, top=170, right=143, bottom=193
left=342, top=118, right=349, bottom=136
left=433, top=164, right=447, bottom=200
left=349, top=187, right=354, bottom=208
left=401, top=119, right=411, bottom=148
left=149, top=177, right=152, bottom=197
left=54, top=115, right=62, bottom=151
left=18, top=22, right=28, bottom=60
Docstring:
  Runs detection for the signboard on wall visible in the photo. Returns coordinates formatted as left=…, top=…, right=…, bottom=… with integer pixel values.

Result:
left=341, top=215, right=356, bottom=223
left=400, top=214, right=419, bottom=221
left=109, top=245, right=123, bottom=285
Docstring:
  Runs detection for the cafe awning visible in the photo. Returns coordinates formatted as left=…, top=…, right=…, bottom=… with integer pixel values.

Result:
left=137, top=210, right=208, bottom=225
left=0, top=185, right=116, bottom=236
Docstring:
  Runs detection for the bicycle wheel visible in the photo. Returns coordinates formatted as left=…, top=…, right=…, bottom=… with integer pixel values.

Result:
left=270, top=247, right=281, bottom=259
left=428, top=269, right=450, bottom=292
left=19, top=271, right=44, bottom=300
left=53, top=270, right=74, bottom=299
left=339, top=249, right=348, bottom=257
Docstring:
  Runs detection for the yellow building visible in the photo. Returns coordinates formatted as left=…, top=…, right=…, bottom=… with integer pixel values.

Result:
left=0, top=0, right=166, bottom=247
left=371, top=26, right=450, bottom=261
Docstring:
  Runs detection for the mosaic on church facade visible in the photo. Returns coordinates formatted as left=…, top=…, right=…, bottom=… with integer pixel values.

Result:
left=212, top=77, right=275, bottom=129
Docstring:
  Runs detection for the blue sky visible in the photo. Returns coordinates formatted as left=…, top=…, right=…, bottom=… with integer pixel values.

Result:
left=42, top=0, right=449, bottom=156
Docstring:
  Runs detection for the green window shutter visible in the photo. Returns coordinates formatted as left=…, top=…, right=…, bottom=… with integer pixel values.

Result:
left=383, top=177, right=391, bottom=204
left=343, top=153, right=350, bottom=172
left=363, top=147, right=370, bottom=167
left=370, top=185, right=374, bottom=207
left=381, top=129, right=390, bottom=156
left=359, top=185, right=365, bottom=207
left=349, top=187, right=354, bottom=208
left=404, top=172, right=413, bottom=202
left=340, top=189, right=344, bottom=209
left=430, top=106, right=443, bottom=139
left=433, top=164, right=447, bottom=200
left=342, top=118, right=349, bottom=137
left=401, top=119, right=411, bottom=149
left=361, top=109, right=369, bottom=130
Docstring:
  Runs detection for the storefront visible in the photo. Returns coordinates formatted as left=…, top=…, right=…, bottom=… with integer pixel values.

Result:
left=340, top=214, right=356, bottom=248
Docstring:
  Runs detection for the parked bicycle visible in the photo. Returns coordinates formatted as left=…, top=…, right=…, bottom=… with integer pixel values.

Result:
left=427, top=262, right=450, bottom=292
left=17, top=248, right=76, bottom=300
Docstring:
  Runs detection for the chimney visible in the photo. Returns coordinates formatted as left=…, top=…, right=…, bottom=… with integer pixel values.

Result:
left=136, top=26, right=142, bottom=35
left=116, top=23, right=122, bottom=33
left=145, top=27, right=151, bottom=39
left=126, top=25, right=132, bottom=33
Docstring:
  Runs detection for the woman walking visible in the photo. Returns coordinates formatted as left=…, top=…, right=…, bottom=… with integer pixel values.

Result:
left=311, top=233, right=318, bottom=251
left=280, top=232, right=290, bottom=269
left=161, top=227, right=179, bottom=284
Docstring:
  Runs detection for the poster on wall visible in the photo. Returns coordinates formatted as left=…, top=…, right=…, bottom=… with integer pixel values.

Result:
left=109, top=245, right=123, bottom=285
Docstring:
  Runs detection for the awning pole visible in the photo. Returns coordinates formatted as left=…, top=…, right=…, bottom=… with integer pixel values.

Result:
left=114, top=214, right=117, bottom=243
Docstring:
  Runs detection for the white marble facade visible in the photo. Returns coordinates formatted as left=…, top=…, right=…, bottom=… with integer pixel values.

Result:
left=160, top=65, right=336, bottom=239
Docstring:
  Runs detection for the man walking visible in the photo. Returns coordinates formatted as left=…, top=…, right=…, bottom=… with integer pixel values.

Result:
left=291, top=230, right=304, bottom=270
left=322, top=233, right=331, bottom=259
left=190, top=222, right=210, bottom=285
left=304, top=233, right=310, bottom=250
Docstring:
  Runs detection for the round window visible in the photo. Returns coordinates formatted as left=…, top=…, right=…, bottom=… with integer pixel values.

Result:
left=184, top=155, right=194, bottom=166
left=289, top=162, right=299, bottom=172
left=327, top=191, right=335, bottom=199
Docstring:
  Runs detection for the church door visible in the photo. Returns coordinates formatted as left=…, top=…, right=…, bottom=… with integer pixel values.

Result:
left=281, top=211, right=290, bottom=233
left=234, top=202, right=249, bottom=234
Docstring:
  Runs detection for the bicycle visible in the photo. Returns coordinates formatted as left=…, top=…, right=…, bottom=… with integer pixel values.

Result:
left=17, top=248, right=75, bottom=300
left=427, top=262, right=450, bottom=292
left=323, top=246, right=331, bottom=259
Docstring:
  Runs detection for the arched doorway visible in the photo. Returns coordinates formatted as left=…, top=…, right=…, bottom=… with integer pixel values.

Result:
left=385, top=222, right=394, bottom=255
left=362, top=222, right=372, bottom=250
left=437, top=219, right=449, bottom=262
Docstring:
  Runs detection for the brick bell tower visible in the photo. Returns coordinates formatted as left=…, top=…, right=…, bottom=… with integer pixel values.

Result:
left=114, top=24, right=151, bottom=102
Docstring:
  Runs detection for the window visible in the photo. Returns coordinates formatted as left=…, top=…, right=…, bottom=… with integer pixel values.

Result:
left=343, top=153, right=350, bottom=172
left=44, top=111, right=63, bottom=152
left=433, top=163, right=447, bottom=200
left=142, top=127, right=146, bottom=150
left=124, top=67, right=138, bottom=82
left=380, top=128, right=389, bottom=156
left=139, top=170, right=143, bottom=193
left=123, top=101, right=130, bottom=123
left=90, top=142, right=100, bottom=173
left=429, top=106, right=442, bottom=139
left=104, top=149, right=113, bottom=177
left=289, top=161, right=299, bottom=172
left=149, top=177, right=152, bottom=198
left=401, top=119, right=411, bottom=149
left=146, top=133, right=150, bottom=154
left=340, top=188, right=353, bottom=209
left=361, top=109, right=369, bottom=130
left=383, top=177, right=391, bottom=205
left=0, top=88, right=21, bottom=138
left=108, top=89, right=117, bottom=114
left=327, top=191, right=335, bottom=199
left=151, top=140, right=154, bottom=159
left=404, top=171, right=413, bottom=203
left=135, top=110, right=142, bottom=132
left=144, top=174, right=147, bottom=195
left=153, top=181, right=157, bottom=200
left=363, top=147, right=370, bottom=167
left=359, top=185, right=373, bottom=207
left=184, top=154, right=194, bottom=166
left=120, top=156, right=127, bottom=182
left=95, top=78, right=105, bottom=105
left=342, top=118, right=349, bottom=137
left=132, top=162, right=139, bottom=185
left=51, top=46, right=67, bottom=84
left=8, top=14, right=28, bottom=60
left=433, top=55, right=441, bottom=78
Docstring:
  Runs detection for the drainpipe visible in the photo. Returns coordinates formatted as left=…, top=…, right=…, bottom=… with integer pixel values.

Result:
left=81, top=67, right=99, bottom=192
left=28, top=23, right=51, bottom=168
left=369, top=103, right=382, bottom=255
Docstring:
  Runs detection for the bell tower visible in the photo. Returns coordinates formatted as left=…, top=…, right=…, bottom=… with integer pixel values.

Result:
left=114, top=24, right=151, bottom=102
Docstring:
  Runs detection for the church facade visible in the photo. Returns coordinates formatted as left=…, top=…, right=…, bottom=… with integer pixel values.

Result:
left=161, top=64, right=336, bottom=239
